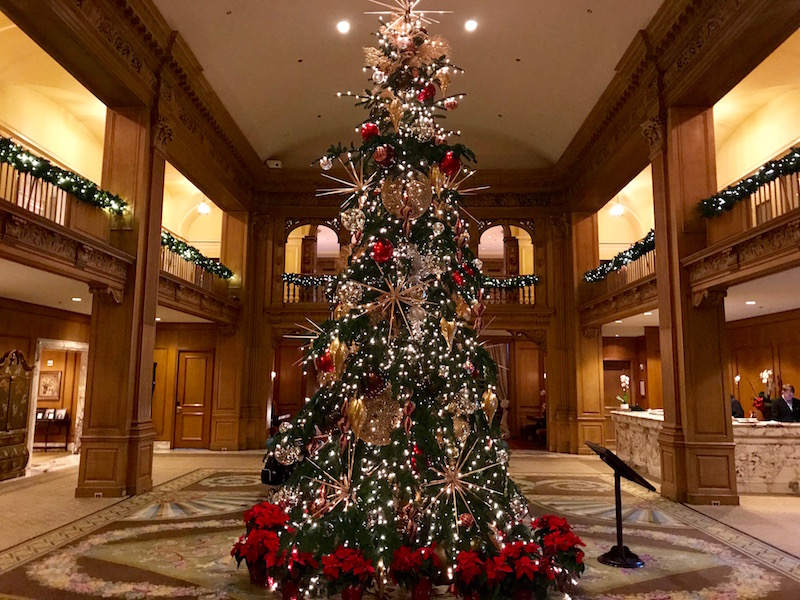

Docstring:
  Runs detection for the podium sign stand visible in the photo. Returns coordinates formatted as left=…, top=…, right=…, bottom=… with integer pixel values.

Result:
left=585, top=441, right=656, bottom=569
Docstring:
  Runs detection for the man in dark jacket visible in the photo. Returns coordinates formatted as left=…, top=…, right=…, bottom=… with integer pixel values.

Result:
left=771, top=384, right=800, bottom=422
left=730, top=395, right=745, bottom=418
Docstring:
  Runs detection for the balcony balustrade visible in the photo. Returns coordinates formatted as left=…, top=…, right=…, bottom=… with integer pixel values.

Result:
left=0, top=154, right=110, bottom=243
left=484, top=275, right=536, bottom=305
left=283, top=277, right=330, bottom=304
left=159, top=231, right=228, bottom=294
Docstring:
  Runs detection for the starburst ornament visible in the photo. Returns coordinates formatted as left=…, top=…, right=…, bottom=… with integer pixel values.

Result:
left=353, top=266, right=431, bottom=338
left=317, top=156, right=377, bottom=207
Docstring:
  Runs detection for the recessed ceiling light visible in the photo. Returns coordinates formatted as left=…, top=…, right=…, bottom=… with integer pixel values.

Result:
left=71, top=297, right=82, bottom=302
left=615, top=320, right=623, bottom=324
left=615, top=335, right=620, bottom=338
left=337, top=20, right=350, bottom=34
left=465, top=19, right=478, bottom=32
left=643, top=311, right=653, bottom=316
left=745, top=300, right=757, bottom=305
left=155, top=317, right=161, bottom=322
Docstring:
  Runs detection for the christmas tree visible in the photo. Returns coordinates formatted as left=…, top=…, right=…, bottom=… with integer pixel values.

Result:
left=242, top=2, right=585, bottom=598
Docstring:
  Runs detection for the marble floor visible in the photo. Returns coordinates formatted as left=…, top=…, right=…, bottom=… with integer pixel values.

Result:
left=2, top=449, right=800, bottom=594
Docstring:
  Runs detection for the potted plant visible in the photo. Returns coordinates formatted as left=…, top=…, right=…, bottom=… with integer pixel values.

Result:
left=231, top=501, right=292, bottom=587
left=532, top=515, right=585, bottom=594
left=279, top=547, right=318, bottom=600
left=493, top=540, right=545, bottom=600
left=321, top=545, right=375, bottom=600
left=616, top=374, right=631, bottom=409
left=390, top=544, right=442, bottom=599
left=453, top=550, right=487, bottom=600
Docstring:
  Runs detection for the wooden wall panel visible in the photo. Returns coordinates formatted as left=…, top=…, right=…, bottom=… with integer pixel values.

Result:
left=512, top=341, right=541, bottom=437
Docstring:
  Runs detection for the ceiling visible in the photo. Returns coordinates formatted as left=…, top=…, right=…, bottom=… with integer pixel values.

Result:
left=151, top=0, right=663, bottom=170
left=0, top=259, right=210, bottom=323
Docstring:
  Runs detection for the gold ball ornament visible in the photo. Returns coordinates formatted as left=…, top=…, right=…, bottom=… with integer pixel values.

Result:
left=381, top=173, right=432, bottom=220
left=482, top=389, right=499, bottom=423
left=453, top=416, right=469, bottom=443
left=358, top=388, right=403, bottom=446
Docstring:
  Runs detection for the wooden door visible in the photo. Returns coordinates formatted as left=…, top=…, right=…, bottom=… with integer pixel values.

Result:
left=274, top=339, right=307, bottom=423
left=512, top=341, right=541, bottom=438
left=174, top=351, right=214, bottom=448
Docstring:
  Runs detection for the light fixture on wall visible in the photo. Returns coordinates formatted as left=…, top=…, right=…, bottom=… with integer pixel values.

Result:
left=609, top=200, right=625, bottom=217
left=197, top=200, right=212, bottom=215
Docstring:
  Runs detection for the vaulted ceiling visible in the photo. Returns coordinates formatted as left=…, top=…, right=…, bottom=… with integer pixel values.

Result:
left=151, top=0, right=663, bottom=171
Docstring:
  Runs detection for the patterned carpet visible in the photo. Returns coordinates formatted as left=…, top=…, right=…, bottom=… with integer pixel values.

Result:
left=0, top=468, right=799, bottom=599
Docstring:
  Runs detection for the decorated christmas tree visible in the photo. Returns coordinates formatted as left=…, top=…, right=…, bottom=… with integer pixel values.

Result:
left=234, top=2, right=584, bottom=598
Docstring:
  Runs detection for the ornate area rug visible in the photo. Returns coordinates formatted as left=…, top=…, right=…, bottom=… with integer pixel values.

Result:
left=0, top=468, right=799, bottom=599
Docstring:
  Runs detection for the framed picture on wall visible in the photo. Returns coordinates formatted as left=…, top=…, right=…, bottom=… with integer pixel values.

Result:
left=55, top=409, right=67, bottom=420
left=38, top=371, right=61, bottom=400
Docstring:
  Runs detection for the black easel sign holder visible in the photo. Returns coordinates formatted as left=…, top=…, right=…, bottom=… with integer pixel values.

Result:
left=585, top=440, right=656, bottom=569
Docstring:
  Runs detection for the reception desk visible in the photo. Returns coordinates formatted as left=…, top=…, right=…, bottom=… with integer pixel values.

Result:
left=612, top=410, right=800, bottom=494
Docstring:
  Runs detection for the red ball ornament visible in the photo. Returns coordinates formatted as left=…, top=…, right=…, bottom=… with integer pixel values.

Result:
left=463, top=265, right=475, bottom=276
left=439, top=151, right=461, bottom=176
left=370, top=239, right=394, bottom=263
left=363, top=372, right=386, bottom=397
left=417, top=83, right=436, bottom=103
left=373, top=144, right=396, bottom=167
left=361, top=122, right=380, bottom=141
left=316, top=350, right=335, bottom=373
left=452, top=271, right=464, bottom=287
left=444, top=97, right=459, bottom=111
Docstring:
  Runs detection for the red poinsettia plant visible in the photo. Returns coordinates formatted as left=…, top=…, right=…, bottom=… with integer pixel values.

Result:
left=231, top=501, right=292, bottom=587
left=390, top=544, right=442, bottom=594
left=454, top=516, right=585, bottom=600
left=532, top=514, right=585, bottom=591
left=321, top=545, right=375, bottom=596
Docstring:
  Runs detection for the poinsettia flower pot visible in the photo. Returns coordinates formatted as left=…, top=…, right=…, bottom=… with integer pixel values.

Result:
left=341, top=585, right=364, bottom=600
left=411, top=577, right=433, bottom=600
left=246, top=559, right=267, bottom=586
left=512, top=587, right=533, bottom=600
left=281, top=580, right=300, bottom=600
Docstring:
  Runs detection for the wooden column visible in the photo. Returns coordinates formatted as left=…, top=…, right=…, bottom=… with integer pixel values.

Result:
left=573, top=213, right=605, bottom=453
left=77, top=108, right=160, bottom=497
left=545, top=214, right=578, bottom=453
left=210, top=211, right=249, bottom=450
left=503, top=231, right=520, bottom=276
left=651, top=109, right=738, bottom=505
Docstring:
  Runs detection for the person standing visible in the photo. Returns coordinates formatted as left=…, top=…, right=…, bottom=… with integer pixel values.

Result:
left=771, top=384, right=800, bottom=422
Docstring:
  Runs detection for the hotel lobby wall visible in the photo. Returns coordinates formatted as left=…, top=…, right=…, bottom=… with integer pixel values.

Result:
left=728, top=309, right=800, bottom=415
left=0, top=299, right=90, bottom=360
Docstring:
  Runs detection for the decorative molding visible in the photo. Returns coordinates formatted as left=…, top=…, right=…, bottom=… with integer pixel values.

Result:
left=157, top=274, right=240, bottom=325
left=0, top=206, right=131, bottom=289
left=463, top=193, right=555, bottom=208
left=153, top=115, right=174, bottom=149
left=578, top=277, right=658, bottom=327
left=686, top=217, right=800, bottom=290
left=582, top=327, right=601, bottom=339
left=284, top=217, right=340, bottom=237
left=548, top=214, right=571, bottom=240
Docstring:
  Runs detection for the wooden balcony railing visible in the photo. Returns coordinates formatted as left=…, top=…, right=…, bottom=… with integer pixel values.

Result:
left=603, top=249, right=656, bottom=294
left=706, top=149, right=800, bottom=245
left=484, top=276, right=536, bottom=305
left=284, top=278, right=330, bottom=304
left=160, top=234, right=228, bottom=293
left=0, top=154, right=111, bottom=242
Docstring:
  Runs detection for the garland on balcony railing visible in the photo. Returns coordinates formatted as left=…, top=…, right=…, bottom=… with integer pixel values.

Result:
left=484, top=274, right=539, bottom=288
left=0, top=136, right=127, bottom=215
left=161, top=230, right=233, bottom=279
left=282, top=272, right=539, bottom=290
left=698, top=147, right=800, bottom=218
left=282, top=273, right=337, bottom=287
left=583, top=230, right=655, bottom=283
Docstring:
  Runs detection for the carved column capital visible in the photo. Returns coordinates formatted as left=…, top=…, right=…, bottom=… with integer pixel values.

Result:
left=153, top=115, right=174, bottom=150
left=548, top=214, right=571, bottom=240
left=641, top=116, right=666, bottom=159
left=582, top=327, right=601, bottom=339
left=89, top=283, right=123, bottom=305
left=692, top=288, right=727, bottom=309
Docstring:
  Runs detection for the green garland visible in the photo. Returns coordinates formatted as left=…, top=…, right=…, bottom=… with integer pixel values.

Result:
left=283, top=272, right=539, bottom=290
left=484, top=274, right=539, bottom=288
left=0, top=136, right=127, bottom=215
left=698, top=147, right=800, bottom=218
left=282, top=273, right=337, bottom=287
left=160, top=230, right=233, bottom=279
left=584, top=229, right=655, bottom=282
